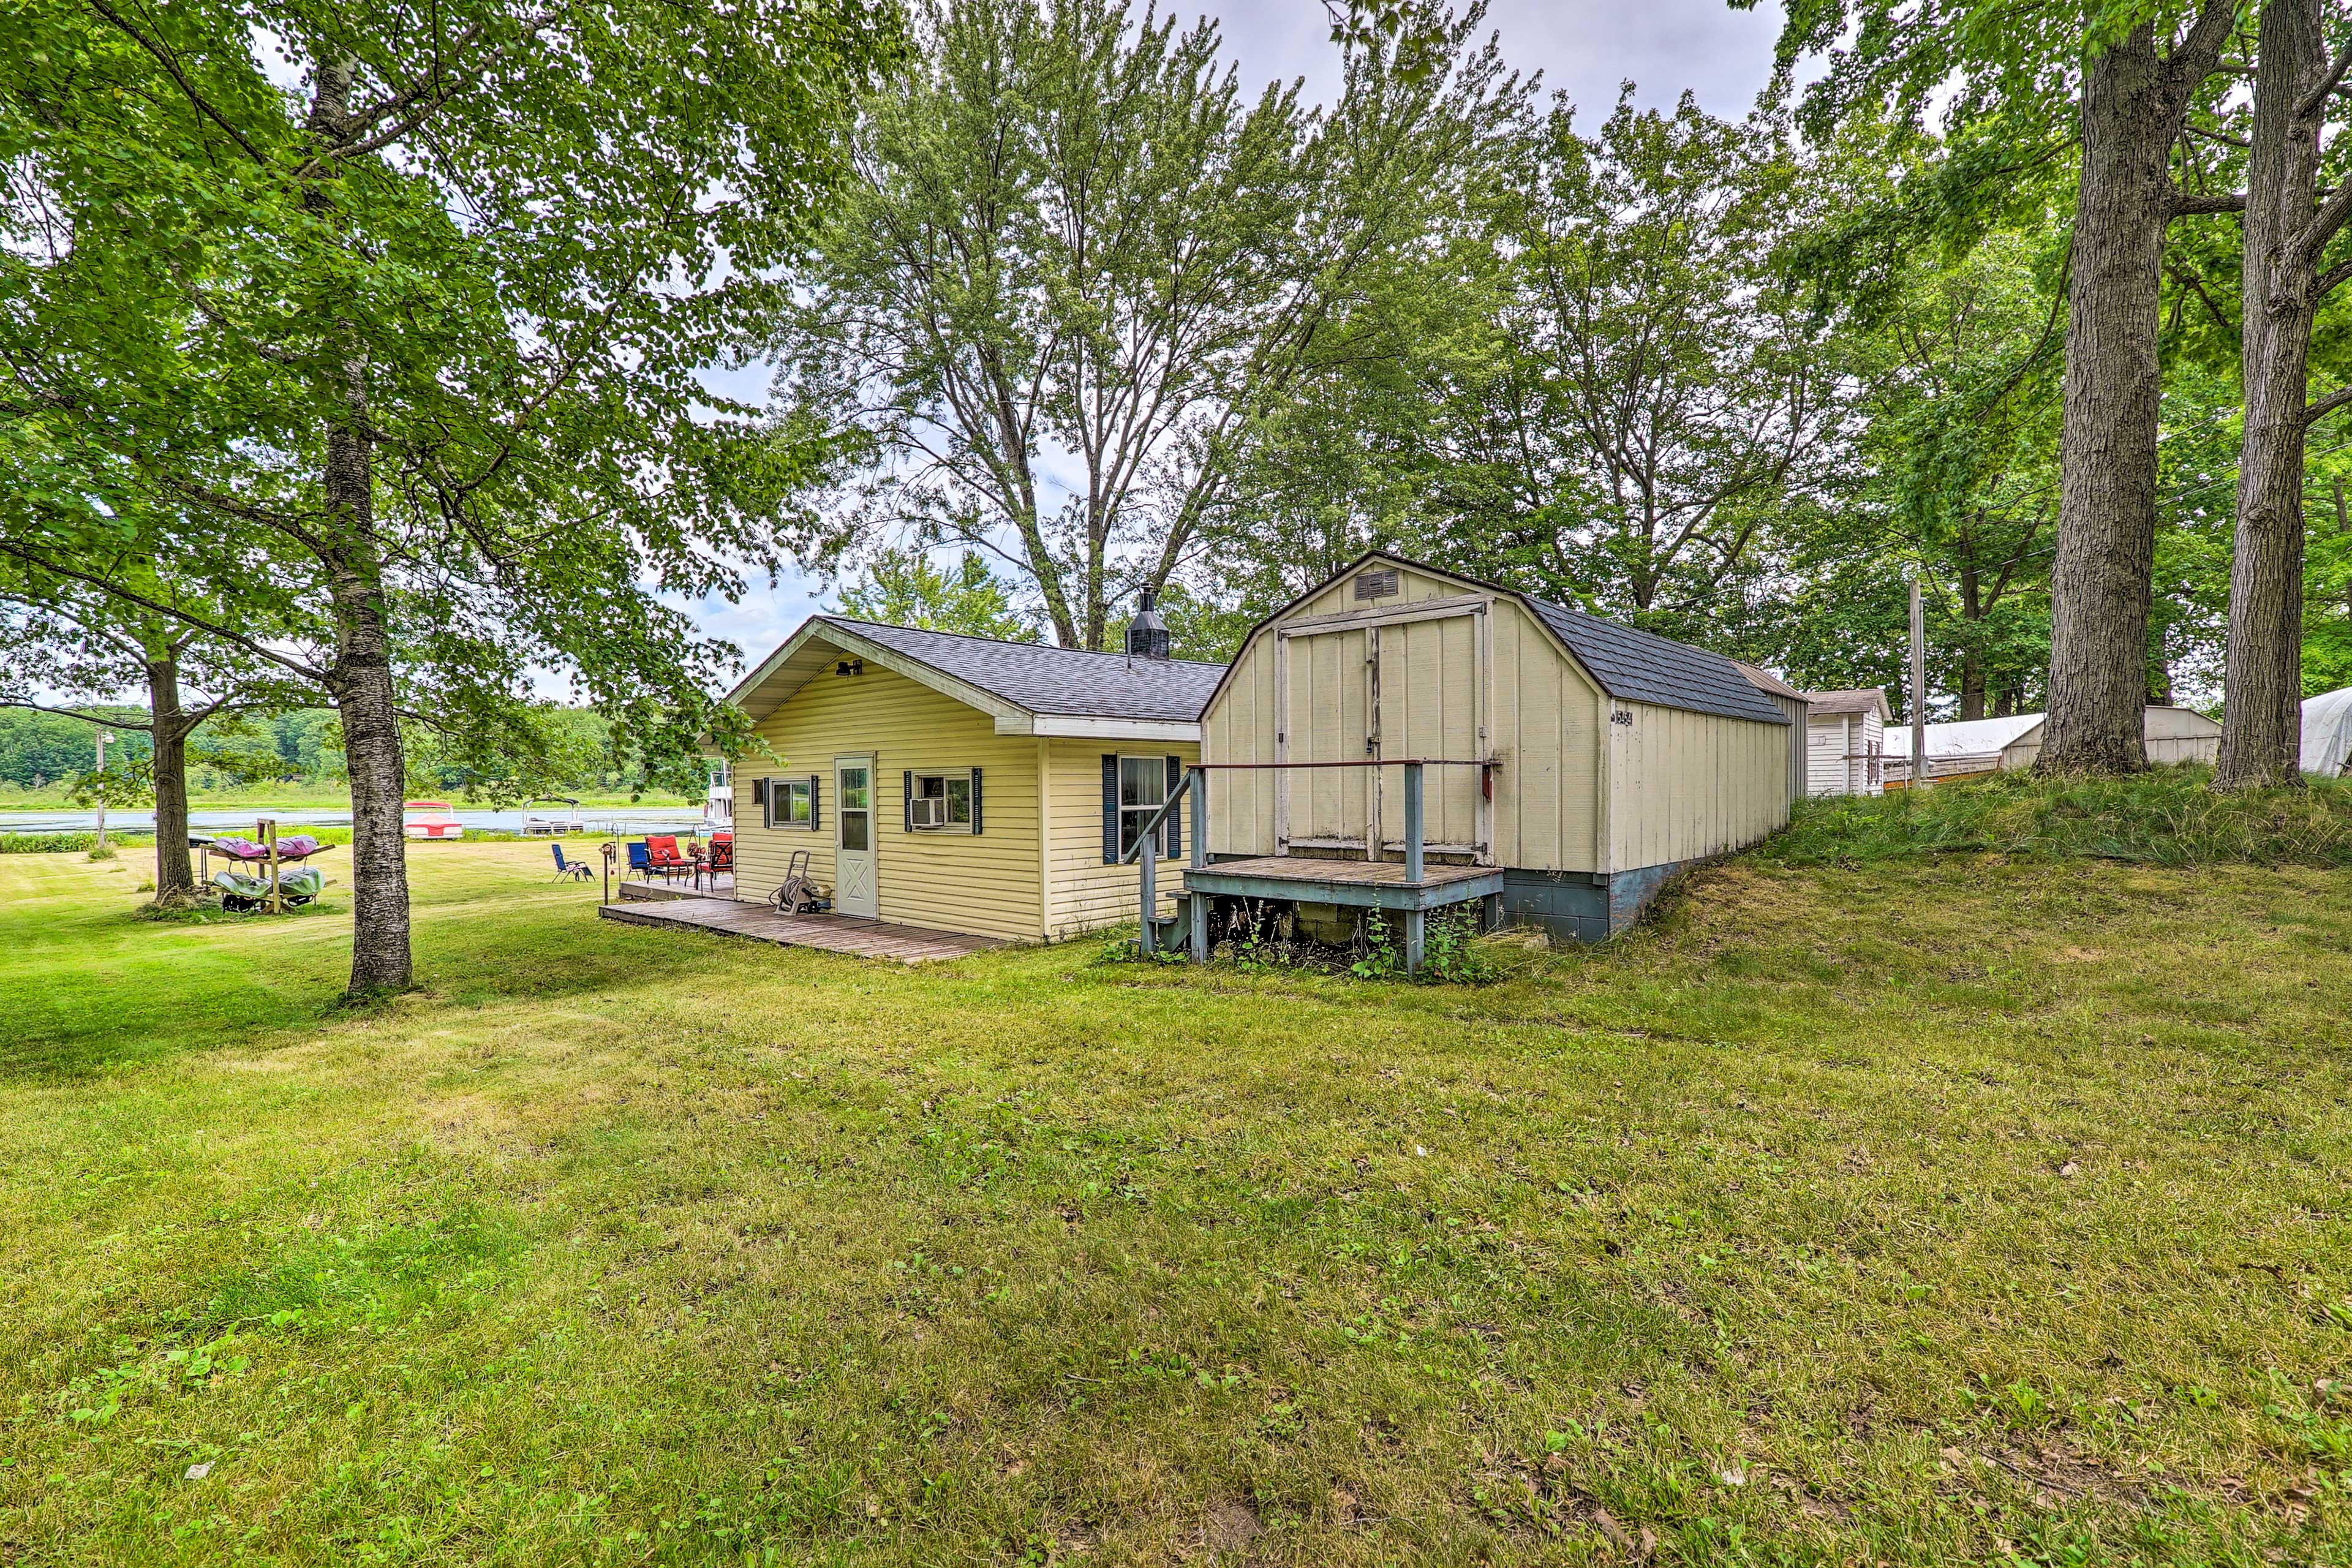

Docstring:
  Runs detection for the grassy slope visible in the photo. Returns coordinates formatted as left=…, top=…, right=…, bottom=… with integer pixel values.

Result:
left=2, top=839, right=2348, bottom=1566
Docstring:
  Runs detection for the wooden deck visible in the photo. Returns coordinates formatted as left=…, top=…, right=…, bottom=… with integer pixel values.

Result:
left=597, top=897, right=1002, bottom=962
left=618, top=873, right=734, bottom=902
left=1180, top=854, right=1503, bottom=911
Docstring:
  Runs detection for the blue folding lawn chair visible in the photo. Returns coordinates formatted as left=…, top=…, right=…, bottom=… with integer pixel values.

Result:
left=625, top=840, right=651, bottom=879
left=550, top=843, right=593, bottom=881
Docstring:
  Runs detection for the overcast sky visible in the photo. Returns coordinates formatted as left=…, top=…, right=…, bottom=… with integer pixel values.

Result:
left=681, top=0, right=1793, bottom=676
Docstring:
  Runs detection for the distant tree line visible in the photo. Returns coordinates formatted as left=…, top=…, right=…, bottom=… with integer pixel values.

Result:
left=0, top=706, right=682, bottom=797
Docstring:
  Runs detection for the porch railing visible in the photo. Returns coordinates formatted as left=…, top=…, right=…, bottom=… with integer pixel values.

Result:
left=1119, top=758, right=1494, bottom=956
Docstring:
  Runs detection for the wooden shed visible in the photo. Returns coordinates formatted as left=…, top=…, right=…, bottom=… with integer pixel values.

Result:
left=1801, top=688, right=1890, bottom=796
left=1158, top=554, right=1793, bottom=960
left=1736, top=662, right=1811, bottom=803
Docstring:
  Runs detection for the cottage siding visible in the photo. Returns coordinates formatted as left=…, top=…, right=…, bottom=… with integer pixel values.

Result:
left=1608, top=701, right=1790, bottom=869
left=1039, top=738, right=1196, bottom=940
left=735, top=662, right=1044, bottom=941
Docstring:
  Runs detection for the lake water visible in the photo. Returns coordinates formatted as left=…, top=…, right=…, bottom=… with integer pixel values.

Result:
left=1, top=807, right=713, bottom=837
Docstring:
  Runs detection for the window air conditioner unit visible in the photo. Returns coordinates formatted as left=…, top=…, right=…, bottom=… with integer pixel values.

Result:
left=910, top=796, right=946, bottom=829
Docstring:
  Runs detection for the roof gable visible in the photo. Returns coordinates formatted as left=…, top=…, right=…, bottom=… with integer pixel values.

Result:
left=1804, top=688, right=1891, bottom=720
left=726, top=615, right=1226, bottom=736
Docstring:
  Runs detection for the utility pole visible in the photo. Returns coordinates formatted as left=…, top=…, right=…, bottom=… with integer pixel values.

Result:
left=93, top=729, right=109, bottom=852
left=1909, top=575, right=1930, bottom=792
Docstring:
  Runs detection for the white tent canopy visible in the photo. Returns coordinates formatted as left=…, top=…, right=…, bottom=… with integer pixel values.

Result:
left=2305, top=687, right=2352, bottom=777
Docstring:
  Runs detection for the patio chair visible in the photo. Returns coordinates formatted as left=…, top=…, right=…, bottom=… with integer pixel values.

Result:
left=550, top=843, right=593, bottom=881
left=646, top=834, right=690, bottom=883
left=625, top=840, right=652, bottom=880
left=707, top=834, right=734, bottom=875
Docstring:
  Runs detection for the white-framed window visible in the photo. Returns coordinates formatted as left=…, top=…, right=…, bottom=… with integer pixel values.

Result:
left=1117, top=754, right=1166, bottom=858
left=908, top=770, right=976, bottom=832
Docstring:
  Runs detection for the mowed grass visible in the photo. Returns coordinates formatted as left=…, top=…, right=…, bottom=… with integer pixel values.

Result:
left=2, top=842, right=2350, bottom=1566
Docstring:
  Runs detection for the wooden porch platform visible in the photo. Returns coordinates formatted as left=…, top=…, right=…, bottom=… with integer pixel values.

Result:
left=597, top=897, right=1002, bottom=962
left=619, top=873, right=734, bottom=902
left=1180, top=854, right=1502, bottom=911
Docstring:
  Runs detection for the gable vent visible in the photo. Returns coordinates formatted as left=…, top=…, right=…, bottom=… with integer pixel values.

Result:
left=1353, top=567, right=1400, bottom=601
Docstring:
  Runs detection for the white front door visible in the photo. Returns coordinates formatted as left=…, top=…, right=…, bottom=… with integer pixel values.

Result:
left=834, top=757, right=878, bottom=917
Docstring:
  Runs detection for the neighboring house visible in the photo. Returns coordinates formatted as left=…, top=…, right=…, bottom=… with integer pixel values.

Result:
left=2305, top=687, right=2352, bottom=777
left=1735, top=662, right=1811, bottom=804
left=1189, top=552, right=1792, bottom=948
left=1801, top=688, right=1890, bottom=797
left=1882, top=706, right=2222, bottom=785
left=723, top=599, right=1224, bottom=942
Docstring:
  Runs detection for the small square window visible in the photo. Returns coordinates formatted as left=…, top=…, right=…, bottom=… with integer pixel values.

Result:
left=910, top=771, right=974, bottom=832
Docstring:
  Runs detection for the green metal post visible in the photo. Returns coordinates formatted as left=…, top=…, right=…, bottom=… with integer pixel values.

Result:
left=1403, top=762, right=1425, bottom=884
left=1138, top=839, right=1156, bottom=956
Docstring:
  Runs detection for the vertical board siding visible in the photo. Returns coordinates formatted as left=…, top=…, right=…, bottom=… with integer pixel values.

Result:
left=1041, top=738, right=1196, bottom=939
left=1287, top=627, right=1369, bottom=842
left=735, top=663, right=1044, bottom=941
left=1203, top=566, right=1604, bottom=873
left=1608, top=701, right=1791, bottom=869
left=1205, top=620, right=1277, bottom=858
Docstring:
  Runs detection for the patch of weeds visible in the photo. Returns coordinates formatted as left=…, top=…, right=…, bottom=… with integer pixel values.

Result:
left=1354, top=906, right=1498, bottom=984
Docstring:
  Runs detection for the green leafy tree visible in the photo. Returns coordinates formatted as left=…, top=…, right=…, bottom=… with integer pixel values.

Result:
left=1753, top=0, right=2247, bottom=772
left=0, top=560, right=294, bottom=902
left=837, top=549, right=1038, bottom=641
left=1418, top=92, right=1845, bottom=625
left=1, top=0, right=894, bottom=989
left=769, top=0, right=1521, bottom=649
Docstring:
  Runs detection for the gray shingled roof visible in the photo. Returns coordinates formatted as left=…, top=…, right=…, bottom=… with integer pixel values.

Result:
left=1803, top=688, right=1888, bottom=717
left=1523, top=600, right=1791, bottom=725
left=823, top=617, right=1226, bottom=722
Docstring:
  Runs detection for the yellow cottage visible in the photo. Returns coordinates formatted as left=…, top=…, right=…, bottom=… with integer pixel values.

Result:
left=722, top=603, right=1223, bottom=943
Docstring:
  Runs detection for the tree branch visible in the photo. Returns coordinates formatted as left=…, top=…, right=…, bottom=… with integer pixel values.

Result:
left=2306, top=384, right=2352, bottom=427
left=78, top=0, right=268, bottom=165
left=2299, top=36, right=2352, bottom=121
left=0, top=698, right=153, bottom=733
left=2171, top=189, right=2247, bottom=216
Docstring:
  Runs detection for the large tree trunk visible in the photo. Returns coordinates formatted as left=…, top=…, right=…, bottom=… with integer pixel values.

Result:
left=2040, top=5, right=2235, bottom=774
left=307, top=53, right=413, bottom=994
left=145, top=655, right=196, bottom=904
left=323, top=420, right=412, bottom=994
left=2216, top=0, right=2324, bottom=791
left=2041, top=29, right=2173, bottom=774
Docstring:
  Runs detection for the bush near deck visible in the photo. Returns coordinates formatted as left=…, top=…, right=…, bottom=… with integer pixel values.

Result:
left=1, top=824, right=2347, bottom=1566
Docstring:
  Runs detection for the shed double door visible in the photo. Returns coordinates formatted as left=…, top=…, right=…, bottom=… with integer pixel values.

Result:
left=1277, top=603, right=1490, bottom=862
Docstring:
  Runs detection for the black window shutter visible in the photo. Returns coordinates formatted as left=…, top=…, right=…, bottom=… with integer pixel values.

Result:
left=1100, top=754, right=1119, bottom=865
left=807, top=774, right=820, bottom=827
left=902, top=769, right=913, bottom=832
left=1164, top=755, right=1182, bottom=857
left=754, top=777, right=772, bottom=830
left=968, top=767, right=983, bottom=834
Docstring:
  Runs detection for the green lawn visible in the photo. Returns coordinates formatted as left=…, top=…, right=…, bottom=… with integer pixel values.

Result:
left=3, top=839, right=2349, bottom=1565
